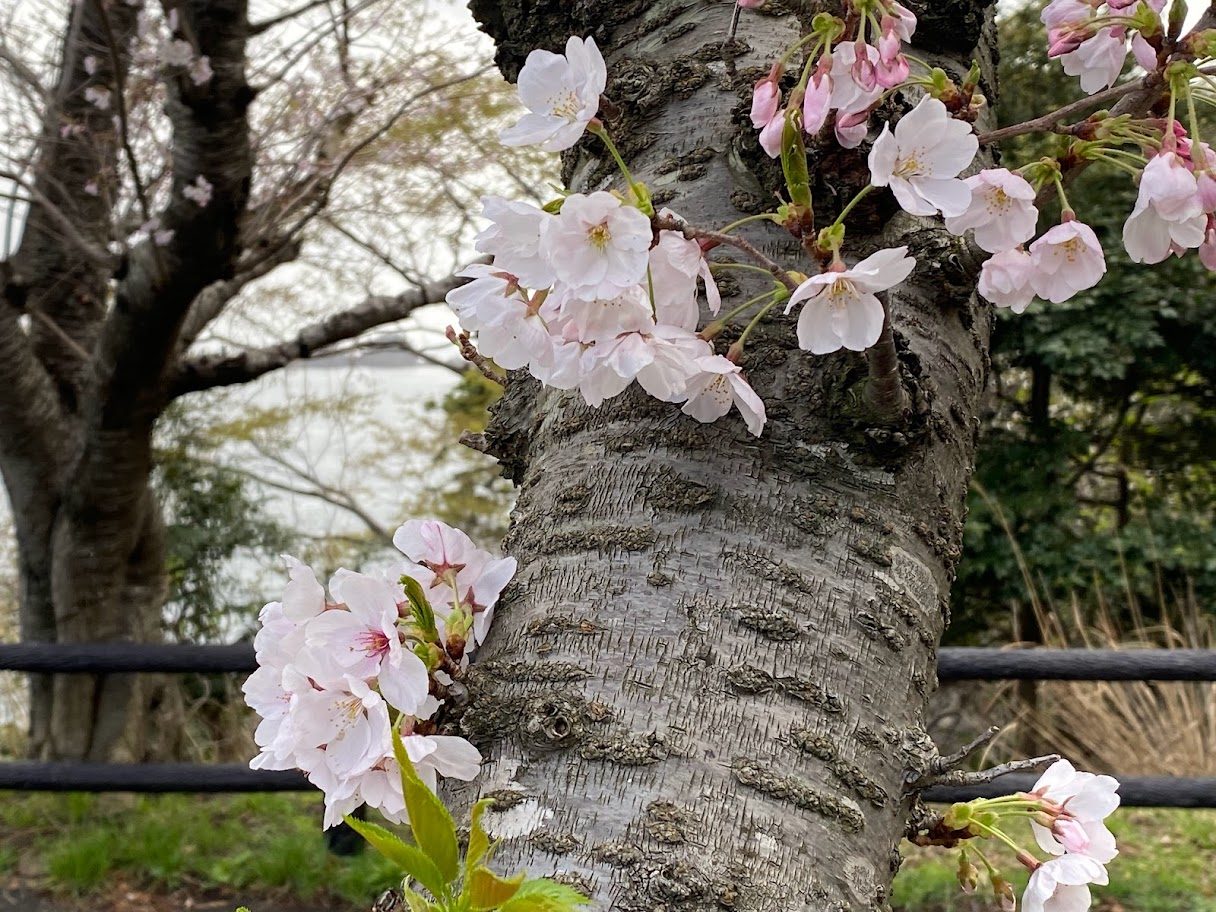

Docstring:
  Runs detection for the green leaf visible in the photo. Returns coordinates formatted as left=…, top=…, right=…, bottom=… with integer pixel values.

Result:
left=497, top=878, right=591, bottom=912
left=780, top=111, right=812, bottom=211
left=401, top=575, right=439, bottom=642
left=467, top=798, right=495, bottom=870
left=402, top=887, right=438, bottom=912
left=467, top=866, right=526, bottom=910
left=392, top=725, right=461, bottom=884
left=343, top=815, right=450, bottom=900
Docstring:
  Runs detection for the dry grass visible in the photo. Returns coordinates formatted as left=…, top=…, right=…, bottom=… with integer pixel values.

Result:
left=972, top=482, right=1216, bottom=775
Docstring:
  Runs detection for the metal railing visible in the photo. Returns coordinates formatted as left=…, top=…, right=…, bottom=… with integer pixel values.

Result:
left=1, top=644, right=1213, bottom=807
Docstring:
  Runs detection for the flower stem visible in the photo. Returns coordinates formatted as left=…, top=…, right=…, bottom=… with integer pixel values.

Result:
left=832, top=184, right=875, bottom=229
left=734, top=298, right=779, bottom=349
left=588, top=122, right=647, bottom=210
left=718, top=212, right=780, bottom=234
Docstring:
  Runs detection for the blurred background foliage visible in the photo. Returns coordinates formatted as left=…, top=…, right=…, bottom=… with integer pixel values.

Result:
left=948, top=1, right=1216, bottom=644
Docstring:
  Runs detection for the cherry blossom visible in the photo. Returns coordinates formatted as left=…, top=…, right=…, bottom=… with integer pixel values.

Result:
left=1022, top=855, right=1109, bottom=912
left=1123, top=152, right=1207, bottom=264
left=1029, top=218, right=1106, bottom=303
left=681, top=355, right=766, bottom=436
left=978, top=248, right=1037, bottom=313
left=868, top=96, right=978, bottom=218
left=1200, top=223, right=1216, bottom=271
left=945, top=169, right=1039, bottom=253
left=540, top=191, right=652, bottom=300
left=785, top=247, right=916, bottom=354
left=500, top=35, right=606, bottom=151
left=751, top=74, right=783, bottom=159
left=446, top=264, right=553, bottom=371
left=474, top=196, right=556, bottom=290
left=1030, top=759, right=1121, bottom=864
left=1060, top=28, right=1127, bottom=93
left=182, top=174, right=213, bottom=207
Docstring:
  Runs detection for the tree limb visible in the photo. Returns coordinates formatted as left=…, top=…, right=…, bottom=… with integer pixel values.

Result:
left=170, top=271, right=468, bottom=397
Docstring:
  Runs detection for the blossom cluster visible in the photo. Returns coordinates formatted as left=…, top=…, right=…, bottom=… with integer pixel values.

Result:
left=243, top=520, right=515, bottom=828
left=942, top=759, right=1120, bottom=912
left=1043, top=0, right=1165, bottom=93
left=449, top=36, right=766, bottom=435
left=445, top=0, right=1216, bottom=444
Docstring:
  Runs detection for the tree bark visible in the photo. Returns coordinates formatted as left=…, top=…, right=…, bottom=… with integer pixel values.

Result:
left=458, top=1, right=996, bottom=908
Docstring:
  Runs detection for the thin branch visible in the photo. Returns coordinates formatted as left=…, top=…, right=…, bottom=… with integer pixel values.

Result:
left=653, top=216, right=798, bottom=293
left=445, top=326, right=503, bottom=385
left=926, top=754, right=1061, bottom=789
left=0, top=37, right=50, bottom=103
left=95, top=0, right=153, bottom=225
left=977, top=78, right=1147, bottom=146
left=171, top=271, right=468, bottom=397
left=248, top=0, right=337, bottom=36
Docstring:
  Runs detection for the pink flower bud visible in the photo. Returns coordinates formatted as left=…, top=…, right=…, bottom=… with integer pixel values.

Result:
left=1199, top=223, right=1216, bottom=271
left=750, top=79, right=781, bottom=130
left=1198, top=173, right=1216, bottom=212
left=1055, top=818, right=1092, bottom=854
left=802, top=71, right=832, bottom=135
left=737, top=0, right=766, bottom=7
left=852, top=38, right=877, bottom=92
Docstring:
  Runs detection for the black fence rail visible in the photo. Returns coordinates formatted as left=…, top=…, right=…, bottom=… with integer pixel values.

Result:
left=2, top=643, right=1214, bottom=807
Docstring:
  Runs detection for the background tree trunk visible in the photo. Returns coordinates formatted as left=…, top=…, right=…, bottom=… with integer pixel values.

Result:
left=458, top=1, right=997, bottom=907
left=1, top=0, right=253, bottom=760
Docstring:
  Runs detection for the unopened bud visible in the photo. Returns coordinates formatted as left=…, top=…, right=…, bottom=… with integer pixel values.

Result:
left=1184, top=28, right=1216, bottom=58
left=957, top=850, right=979, bottom=895
left=992, top=875, right=1017, bottom=912
left=1168, top=0, right=1188, bottom=38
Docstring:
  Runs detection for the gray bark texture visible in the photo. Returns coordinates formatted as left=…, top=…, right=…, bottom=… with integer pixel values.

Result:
left=455, top=1, right=998, bottom=909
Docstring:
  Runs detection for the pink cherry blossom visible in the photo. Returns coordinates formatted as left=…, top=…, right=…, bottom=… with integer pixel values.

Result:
left=1029, top=759, right=1121, bottom=864
left=446, top=265, right=552, bottom=371
left=944, top=169, right=1039, bottom=253
left=978, top=248, right=1036, bottom=313
left=1200, top=223, right=1216, bottom=270
left=750, top=78, right=780, bottom=131
left=647, top=227, right=721, bottom=330
left=785, top=247, right=916, bottom=354
left=1123, top=152, right=1207, bottom=264
left=802, top=67, right=833, bottom=136
left=868, top=96, right=978, bottom=218
left=1029, top=219, right=1106, bottom=303
left=500, top=35, right=606, bottom=151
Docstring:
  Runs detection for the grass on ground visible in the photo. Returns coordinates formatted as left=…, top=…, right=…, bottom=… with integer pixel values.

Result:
left=0, top=792, right=400, bottom=909
left=0, top=794, right=1213, bottom=911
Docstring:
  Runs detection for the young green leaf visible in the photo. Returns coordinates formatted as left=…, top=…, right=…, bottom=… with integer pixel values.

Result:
left=401, top=575, right=440, bottom=643
left=497, top=878, right=591, bottom=912
left=392, top=725, right=461, bottom=884
left=467, top=866, right=527, bottom=911
left=402, top=887, right=438, bottom=912
left=343, top=815, right=450, bottom=900
left=466, top=797, right=496, bottom=870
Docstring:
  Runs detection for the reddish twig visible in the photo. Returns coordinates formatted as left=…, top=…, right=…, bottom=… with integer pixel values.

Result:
left=445, top=325, right=503, bottom=385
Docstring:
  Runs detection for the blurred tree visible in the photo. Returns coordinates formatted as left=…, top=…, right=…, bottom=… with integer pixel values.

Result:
left=0, top=0, right=545, bottom=760
left=950, top=1, right=1216, bottom=643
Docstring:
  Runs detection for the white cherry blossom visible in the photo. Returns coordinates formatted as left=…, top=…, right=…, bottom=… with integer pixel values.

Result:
left=785, top=247, right=916, bottom=354
left=540, top=191, right=653, bottom=301
left=474, top=196, right=556, bottom=289
left=869, top=96, right=977, bottom=218
left=681, top=356, right=766, bottom=436
left=1060, top=28, right=1127, bottom=94
left=1023, top=855, right=1109, bottom=912
left=500, top=36, right=606, bottom=151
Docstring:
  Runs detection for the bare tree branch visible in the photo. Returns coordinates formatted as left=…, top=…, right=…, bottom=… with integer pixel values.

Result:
left=171, top=271, right=469, bottom=397
left=177, top=237, right=303, bottom=351
left=248, top=0, right=339, bottom=36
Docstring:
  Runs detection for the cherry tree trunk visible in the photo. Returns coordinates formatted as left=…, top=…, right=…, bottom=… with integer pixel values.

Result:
left=459, top=1, right=996, bottom=908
